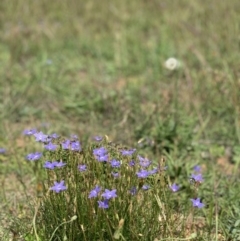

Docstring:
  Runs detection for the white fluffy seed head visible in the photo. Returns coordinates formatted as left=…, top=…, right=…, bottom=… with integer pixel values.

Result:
left=164, top=57, right=181, bottom=70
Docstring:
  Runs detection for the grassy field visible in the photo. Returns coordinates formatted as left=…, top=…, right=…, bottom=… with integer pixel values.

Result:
left=0, top=0, right=240, bottom=240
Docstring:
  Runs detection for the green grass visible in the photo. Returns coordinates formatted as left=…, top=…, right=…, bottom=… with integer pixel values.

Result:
left=0, top=0, right=240, bottom=240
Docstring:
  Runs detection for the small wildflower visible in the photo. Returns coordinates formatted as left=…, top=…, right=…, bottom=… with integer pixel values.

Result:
left=93, top=147, right=108, bottom=156
left=43, top=161, right=55, bottom=169
left=70, top=141, right=81, bottom=151
left=136, top=169, right=149, bottom=178
left=89, top=185, right=101, bottom=198
left=34, top=131, right=48, bottom=142
left=53, top=161, right=67, bottom=168
left=142, top=184, right=150, bottom=190
left=190, top=198, right=204, bottom=208
left=129, top=160, right=135, bottom=166
left=121, top=149, right=136, bottom=156
left=96, top=154, right=108, bottom=162
left=26, top=152, right=42, bottom=161
left=50, top=180, right=67, bottom=193
left=138, top=155, right=151, bottom=168
left=23, top=129, right=37, bottom=136
left=94, top=136, right=102, bottom=141
left=170, top=183, right=180, bottom=192
left=111, top=172, right=119, bottom=178
left=98, top=200, right=109, bottom=209
left=0, top=148, right=6, bottom=154
left=61, top=139, right=71, bottom=149
left=102, top=189, right=117, bottom=200
left=191, top=173, right=203, bottom=182
left=110, top=159, right=121, bottom=168
left=193, top=165, right=201, bottom=173
left=44, top=142, right=58, bottom=151
left=78, top=164, right=87, bottom=172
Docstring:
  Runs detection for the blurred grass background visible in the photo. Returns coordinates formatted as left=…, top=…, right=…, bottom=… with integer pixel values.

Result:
left=0, top=0, right=240, bottom=239
left=1, top=0, right=239, bottom=142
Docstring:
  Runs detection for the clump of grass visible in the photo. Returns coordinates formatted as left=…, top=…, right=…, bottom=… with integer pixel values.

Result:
left=24, top=129, right=206, bottom=241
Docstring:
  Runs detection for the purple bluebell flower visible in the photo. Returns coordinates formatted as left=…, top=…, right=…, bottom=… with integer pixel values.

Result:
left=53, top=161, right=67, bottom=168
left=71, top=141, right=81, bottom=151
left=23, top=129, right=38, bottom=136
left=191, top=173, right=203, bottom=182
left=0, top=148, right=6, bottom=154
left=44, top=142, right=58, bottom=151
left=43, top=161, right=56, bottom=169
left=130, top=187, right=137, bottom=195
left=190, top=198, right=204, bottom=208
left=98, top=200, right=109, bottom=209
left=94, top=136, right=102, bottom=141
left=26, top=152, right=42, bottom=161
left=138, top=155, right=151, bottom=168
left=136, top=170, right=149, bottom=178
left=93, top=147, right=109, bottom=162
left=50, top=180, right=67, bottom=193
left=170, top=183, right=180, bottom=192
left=78, top=164, right=87, bottom=172
left=34, top=131, right=48, bottom=142
left=121, top=149, right=136, bottom=156
left=89, top=185, right=101, bottom=198
left=148, top=167, right=158, bottom=175
left=129, top=160, right=135, bottom=167
left=101, top=189, right=117, bottom=199
left=193, top=165, right=201, bottom=173
left=61, top=140, right=71, bottom=149
left=142, top=184, right=150, bottom=190
left=110, top=159, right=121, bottom=168
left=111, top=172, right=119, bottom=178
left=97, top=154, right=109, bottom=162
left=93, top=147, right=107, bottom=156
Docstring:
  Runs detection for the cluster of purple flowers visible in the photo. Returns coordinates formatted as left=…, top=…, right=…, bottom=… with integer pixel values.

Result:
left=24, top=127, right=205, bottom=212
left=190, top=165, right=204, bottom=183
left=23, top=129, right=74, bottom=194
left=169, top=165, right=204, bottom=208
left=93, top=147, right=108, bottom=162
left=89, top=185, right=117, bottom=209
left=135, top=156, right=159, bottom=179
left=61, top=139, right=81, bottom=151
left=190, top=165, right=204, bottom=208
left=23, top=130, right=58, bottom=143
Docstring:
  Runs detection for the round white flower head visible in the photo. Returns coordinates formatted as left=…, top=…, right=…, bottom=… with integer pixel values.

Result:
left=164, top=57, right=180, bottom=70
